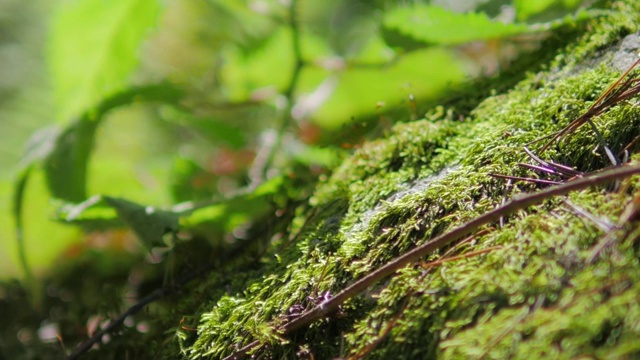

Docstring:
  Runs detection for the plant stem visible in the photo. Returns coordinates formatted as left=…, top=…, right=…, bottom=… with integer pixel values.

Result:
left=253, top=0, right=304, bottom=185
left=281, top=163, right=640, bottom=331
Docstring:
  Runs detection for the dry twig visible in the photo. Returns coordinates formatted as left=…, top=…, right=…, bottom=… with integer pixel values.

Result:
left=537, top=57, right=640, bottom=156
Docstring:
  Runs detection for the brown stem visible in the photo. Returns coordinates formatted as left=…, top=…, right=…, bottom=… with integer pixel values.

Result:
left=282, top=164, right=640, bottom=333
left=539, top=57, right=640, bottom=153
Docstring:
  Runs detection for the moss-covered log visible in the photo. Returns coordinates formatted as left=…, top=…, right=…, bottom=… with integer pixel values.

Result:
left=169, top=2, right=640, bottom=359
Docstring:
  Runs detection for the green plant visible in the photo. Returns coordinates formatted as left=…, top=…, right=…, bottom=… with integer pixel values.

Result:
left=2, top=0, right=594, bottom=357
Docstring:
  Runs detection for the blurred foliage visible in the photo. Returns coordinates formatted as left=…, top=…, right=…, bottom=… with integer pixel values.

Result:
left=49, top=0, right=162, bottom=121
left=0, top=0, right=590, bottom=357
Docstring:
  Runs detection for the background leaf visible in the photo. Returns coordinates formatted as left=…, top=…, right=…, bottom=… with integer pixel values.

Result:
left=103, top=196, right=179, bottom=249
left=314, top=47, right=465, bottom=129
left=160, top=107, right=247, bottom=150
left=57, top=195, right=122, bottom=231
left=56, top=177, right=284, bottom=246
left=44, top=119, right=98, bottom=202
left=42, top=84, right=184, bottom=202
left=514, top=0, right=584, bottom=21
left=12, top=167, right=34, bottom=279
left=382, top=5, right=529, bottom=48
left=179, top=176, right=284, bottom=233
left=381, top=4, right=589, bottom=50
left=49, top=0, right=161, bottom=120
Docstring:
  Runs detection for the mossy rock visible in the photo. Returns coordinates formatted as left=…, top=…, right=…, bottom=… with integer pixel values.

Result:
left=172, top=4, right=640, bottom=360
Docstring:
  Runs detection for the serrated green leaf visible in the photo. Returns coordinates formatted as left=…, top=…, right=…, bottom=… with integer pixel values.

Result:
left=382, top=4, right=592, bottom=50
left=55, top=176, right=283, bottom=249
left=382, top=5, right=529, bottom=48
left=104, top=196, right=179, bottom=249
left=55, top=195, right=178, bottom=247
left=49, top=0, right=162, bottom=120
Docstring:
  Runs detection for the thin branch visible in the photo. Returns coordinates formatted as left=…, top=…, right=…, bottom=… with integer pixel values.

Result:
left=546, top=161, right=583, bottom=177
left=523, top=146, right=582, bottom=178
left=349, top=236, right=479, bottom=359
left=251, top=0, right=305, bottom=187
left=67, top=236, right=260, bottom=359
left=488, top=173, right=561, bottom=185
left=225, top=162, right=640, bottom=358
left=538, top=57, right=640, bottom=154
left=281, top=164, right=640, bottom=334
left=619, top=134, right=640, bottom=156
left=67, top=287, right=169, bottom=360
left=587, top=187, right=640, bottom=263
left=518, top=163, right=562, bottom=177
left=562, top=199, right=615, bottom=233
left=584, top=117, right=619, bottom=166
left=418, top=246, right=502, bottom=269
left=223, top=340, right=262, bottom=360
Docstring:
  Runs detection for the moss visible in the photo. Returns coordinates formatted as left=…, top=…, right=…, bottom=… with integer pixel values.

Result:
left=177, top=2, right=640, bottom=359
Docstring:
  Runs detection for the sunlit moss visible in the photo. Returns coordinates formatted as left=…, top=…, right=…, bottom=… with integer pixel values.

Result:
left=178, top=2, right=640, bottom=359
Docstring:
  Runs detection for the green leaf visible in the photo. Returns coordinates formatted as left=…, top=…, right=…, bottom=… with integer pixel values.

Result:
left=57, top=195, right=122, bottom=231
left=12, top=166, right=34, bottom=280
left=251, top=176, right=284, bottom=196
left=514, top=0, right=584, bottom=21
left=42, top=84, right=184, bottom=202
left=57, top=195, right=180, bottom=248
left=57, top=177, right=284, bottom=247
left=180, top=176, right=284, bottom=232
left=206, top=0, right=279, bottom=50
left=90, top=82, right=185, bottom=118
left=313, top=47, right=466, bottom=129
left=103, top=196, right=179, bottom=249
left=44, top=119, right=99, bottom=202
left=161, top=107, right=246, bottom=149
left=382, top=5, right=529, bottom=48
left=49, top=0, right=162, bottom=120
left=222, top=28, right=330, bottom=101
left=12, top=128, right=64, bottom=275
left=381, top=4, right=591, bottom=50
left=289, top=144, right=341, bottom=168
left=17, top=126, right=60, bottom=171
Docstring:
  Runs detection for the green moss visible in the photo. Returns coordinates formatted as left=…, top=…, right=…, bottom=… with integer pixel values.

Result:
left=177, top=2, right=640, bottom=359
